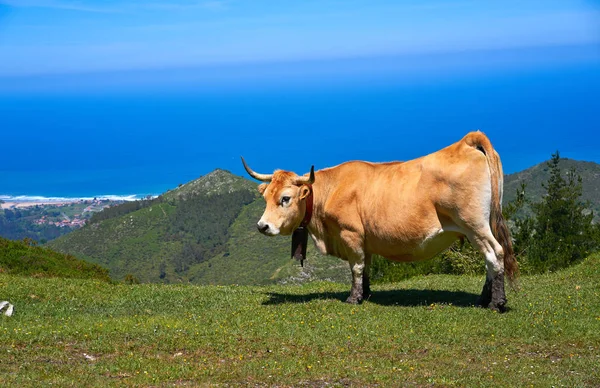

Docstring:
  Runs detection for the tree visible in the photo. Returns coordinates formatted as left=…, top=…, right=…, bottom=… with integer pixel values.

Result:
left=518, top=151, right=598, bottom=272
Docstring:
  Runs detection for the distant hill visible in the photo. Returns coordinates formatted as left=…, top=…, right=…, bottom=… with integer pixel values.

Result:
left=503, top=158, right=600, bottom=220
left=0, top=237, right=110, bottom=281
left=48, top=159, right=600, bottom=285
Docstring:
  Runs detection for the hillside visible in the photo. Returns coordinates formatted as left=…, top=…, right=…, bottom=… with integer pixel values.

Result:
left=48, top=159, right=600, bottom=285
left=0, top=237, right=110, bottom=281
left=49, top=170, right=262, bottom=283
left=504, top=158, right=600, bottom=219
left=1, top=253, right=598, bottom=386
left=186, top=198, right=348, bottom=285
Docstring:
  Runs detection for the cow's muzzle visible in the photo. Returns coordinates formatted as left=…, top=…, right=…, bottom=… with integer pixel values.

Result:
left=257, top=221, right=278, bottom=236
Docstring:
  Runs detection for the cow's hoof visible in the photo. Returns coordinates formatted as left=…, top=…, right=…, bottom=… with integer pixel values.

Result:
left=487, top=300, right=507, bottom=313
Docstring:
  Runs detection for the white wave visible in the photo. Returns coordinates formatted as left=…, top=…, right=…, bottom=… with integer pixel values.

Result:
left=0, top=194, right=157, bottom=203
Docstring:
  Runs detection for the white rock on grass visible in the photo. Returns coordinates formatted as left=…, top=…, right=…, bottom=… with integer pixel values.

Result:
left=0, top=301, right=14, bottom=317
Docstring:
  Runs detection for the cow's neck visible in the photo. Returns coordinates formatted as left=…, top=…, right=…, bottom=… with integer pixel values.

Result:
left=300, top=185, right=314, bottom=228
left=304, top=178, right=330, bottom=255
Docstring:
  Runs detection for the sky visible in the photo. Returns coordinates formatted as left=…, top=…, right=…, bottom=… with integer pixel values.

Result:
left=0, top=1, right=599, bottom=196
left=0, top=0, right=599, bottom=76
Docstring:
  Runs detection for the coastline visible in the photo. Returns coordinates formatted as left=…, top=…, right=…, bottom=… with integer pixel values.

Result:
left=0, top=194, right=154, bottom=210
left=1, top=201, right=75, bottom=209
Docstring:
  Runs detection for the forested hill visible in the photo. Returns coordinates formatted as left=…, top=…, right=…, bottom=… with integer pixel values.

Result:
left=48, top=159, right=600, bottom=285
left=503, top=158, right=600, bottom=219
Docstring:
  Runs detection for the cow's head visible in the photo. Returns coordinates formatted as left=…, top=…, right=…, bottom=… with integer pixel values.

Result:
left=241, top=157, right=314, bottom=236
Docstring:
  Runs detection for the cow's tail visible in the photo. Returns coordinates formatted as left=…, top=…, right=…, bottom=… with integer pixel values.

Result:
left=466, top=131, right=519, bottom=285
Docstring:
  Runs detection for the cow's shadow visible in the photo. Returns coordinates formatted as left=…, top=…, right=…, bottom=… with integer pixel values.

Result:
left=263, top=288, right=479, bottom=308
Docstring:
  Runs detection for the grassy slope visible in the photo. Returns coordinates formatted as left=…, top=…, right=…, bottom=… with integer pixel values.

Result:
left=0, top=237, right=110, bottom=281
left=186, top=198, right=292, bottom=285
left=49, top=203, right=179, bottom=282
left=1, top=253, right=598, bottom=387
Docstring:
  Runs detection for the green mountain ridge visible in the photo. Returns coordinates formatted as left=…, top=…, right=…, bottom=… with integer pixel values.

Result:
left=504, top=158, right=600, bottom=220
left=163, top=168, right=258, bottom=200
left=48, top=158, right=600, bottom=285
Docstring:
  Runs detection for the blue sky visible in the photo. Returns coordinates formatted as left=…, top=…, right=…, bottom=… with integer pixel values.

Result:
left=0, top=1, right=599, bottom=196
left=1, top=0, right=599, bottom=76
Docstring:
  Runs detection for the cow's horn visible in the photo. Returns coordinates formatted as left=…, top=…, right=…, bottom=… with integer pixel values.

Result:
left=241, top=157, right=273, bottom=182
left=295, top=166, right=315, bottom=185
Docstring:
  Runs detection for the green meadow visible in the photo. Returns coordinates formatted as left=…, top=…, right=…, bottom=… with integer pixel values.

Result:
left=1, top=253, right=599, bottom=387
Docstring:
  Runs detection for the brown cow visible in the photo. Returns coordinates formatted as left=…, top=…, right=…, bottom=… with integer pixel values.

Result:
left=242, top=131, right=518, bottom=312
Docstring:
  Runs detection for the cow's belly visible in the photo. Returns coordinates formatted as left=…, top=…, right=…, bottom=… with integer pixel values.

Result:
left=368, top=228, right=462, bottom=263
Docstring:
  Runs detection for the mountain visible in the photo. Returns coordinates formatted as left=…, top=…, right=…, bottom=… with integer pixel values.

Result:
left=0, top=237, right=110, bottom=281
left=503, top=158, right=600, bottom=220
left=48, top=159, right=600, bottom=285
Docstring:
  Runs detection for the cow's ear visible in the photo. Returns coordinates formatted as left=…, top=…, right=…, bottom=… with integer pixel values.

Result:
left=258, top=183, right=268, bottom=195
left=299, top=185, right=311, bottom=200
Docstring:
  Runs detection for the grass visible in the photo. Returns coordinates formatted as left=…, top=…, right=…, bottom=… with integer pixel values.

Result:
left=1, top=254, right=599, bottom=387
left=0, top=237, right=110, bottom=282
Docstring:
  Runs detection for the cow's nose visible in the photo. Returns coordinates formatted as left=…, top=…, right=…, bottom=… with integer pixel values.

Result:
left=257, top=222, right=269, bottom=233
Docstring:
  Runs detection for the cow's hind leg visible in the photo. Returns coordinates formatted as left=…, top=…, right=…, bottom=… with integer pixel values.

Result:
left=469, top=231, right=507, bottom=312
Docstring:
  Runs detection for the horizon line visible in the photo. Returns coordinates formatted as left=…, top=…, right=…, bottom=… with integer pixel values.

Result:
left=1, top=42, right=597, bottom=80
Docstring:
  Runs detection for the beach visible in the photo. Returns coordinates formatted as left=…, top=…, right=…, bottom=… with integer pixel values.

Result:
left=1, top=200, right=76, bottom=209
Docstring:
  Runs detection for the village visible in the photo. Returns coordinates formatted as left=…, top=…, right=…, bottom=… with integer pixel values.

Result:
left=1, top=198, right=119, bottom=230
left=33, top=214, right=88, bottom=228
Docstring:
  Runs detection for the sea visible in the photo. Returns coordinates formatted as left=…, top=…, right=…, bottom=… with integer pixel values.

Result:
left=1, top=47, right=599, bottom=202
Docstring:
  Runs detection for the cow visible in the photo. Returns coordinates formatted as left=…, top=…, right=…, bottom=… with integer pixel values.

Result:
left=242, top=131, right=518, bottom=312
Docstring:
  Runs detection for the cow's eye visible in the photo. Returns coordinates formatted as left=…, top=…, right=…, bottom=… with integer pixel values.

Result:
left=281, top=196, right=291, bottom=206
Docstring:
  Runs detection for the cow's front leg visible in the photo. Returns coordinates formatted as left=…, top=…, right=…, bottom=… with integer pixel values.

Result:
left=362, top=254, right=372, bottom=300
left=347, top=258, right=365, bottom=304
left=341, top=231, right=366, bottom=304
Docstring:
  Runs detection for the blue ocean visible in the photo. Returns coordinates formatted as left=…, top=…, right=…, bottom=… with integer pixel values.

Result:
left=1, top=51, right=599, bottom=200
